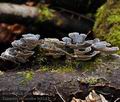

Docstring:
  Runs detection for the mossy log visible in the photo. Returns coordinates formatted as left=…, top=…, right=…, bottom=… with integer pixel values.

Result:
left=93, top=0, right=120, bottom=48
left=0, top=3, right=93, bottom=33
left=0, top=56, right=120, bottom=101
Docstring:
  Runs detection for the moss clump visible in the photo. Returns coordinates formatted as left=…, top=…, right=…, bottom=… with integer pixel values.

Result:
left=17, top=71, right=34, bottom=85
left=80, top=76, right=107, bottom=85
left=93, top=0, right=120, bottom=48
left=37, top=58, right=101, bottom=73
left=37, top=63, right=75, bottom=73
left=107, top=25, right=120, bottom=46
left=37, top=5, right=64, bottom=26
left=38, top=5, right=55, bottom=22
left=38, top=65, right=72, bottom=73
left=80, top=77, right=100, bottom=85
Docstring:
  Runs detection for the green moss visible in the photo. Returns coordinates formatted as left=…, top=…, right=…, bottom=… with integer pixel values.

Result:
left=79, top=61, right=94, bottom=72
left=107, top=15, right=120, bottom=24
left=37, top=5, right=64, bottom=26
left=93, top=4, right=107, bottom=39
left=38, top=59, right=102, bottom=73
left=38, top=63, right=75, bottom=73
left=80, top=76, right=99, bottom=85
left=17, top=71, right=34, bottom=85
left=79, top=57, right=103, bottom=72
left=106, top=25, right=120, bottom=46
left=51, top=66, right=74, bottom=73
left=116, top=50, right=120, bottom=55
left=80, top=76, right=107, bottom=85
left=93, top=1, right=120, bottom=48
left=93, top=4, right=106, bottom=30
left=38, top=5, right=55, bottom=22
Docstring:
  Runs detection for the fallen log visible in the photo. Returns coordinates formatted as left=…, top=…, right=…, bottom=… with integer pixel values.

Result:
left=0, top=3, right=38, bottom=18
left=0, top=3, right=93, bottom=32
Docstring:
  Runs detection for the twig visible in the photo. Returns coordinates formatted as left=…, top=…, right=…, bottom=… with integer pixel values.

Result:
left=53, top=7, right=94, bottom=22
left=54, top=86, right=66, bottom=102
left=57, top=48, right=73, bottom=58
left=21, top=87, right=36, bottom=101
left=11, top=93, right=20, bottom=102
left=114, top=98, right=120, bottom=102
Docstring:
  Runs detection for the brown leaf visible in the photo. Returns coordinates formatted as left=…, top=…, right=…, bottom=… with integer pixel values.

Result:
left=71, top=90, right=108, bottom=102
left=0, top=23, right=26, bottom=43
left=8, top=24, right=25, bottom=34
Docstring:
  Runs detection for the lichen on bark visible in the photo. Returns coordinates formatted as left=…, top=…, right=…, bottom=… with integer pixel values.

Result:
left=93, top=0, right=120, bottom=49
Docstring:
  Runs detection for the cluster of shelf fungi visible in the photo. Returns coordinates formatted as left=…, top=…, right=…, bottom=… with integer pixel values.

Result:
left=0, top=32, right=119, bottom=63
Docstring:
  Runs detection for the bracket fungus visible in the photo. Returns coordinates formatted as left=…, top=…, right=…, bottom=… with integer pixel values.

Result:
left=0, top=32, right=119, bottom=63
left=0, top=33, right=40, bottom=63
left=68, top=32, right=87, bottom=44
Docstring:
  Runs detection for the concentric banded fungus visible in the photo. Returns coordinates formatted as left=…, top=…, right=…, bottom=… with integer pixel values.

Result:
left=68, top=32, right=87, bottom=44
left=62, top=37, right=71, bottom=45
left=0, top=32, right=119, bottom=63
left=40, top=38, right=65, bottom=58
left=0, top=33, right=40, bottom=63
